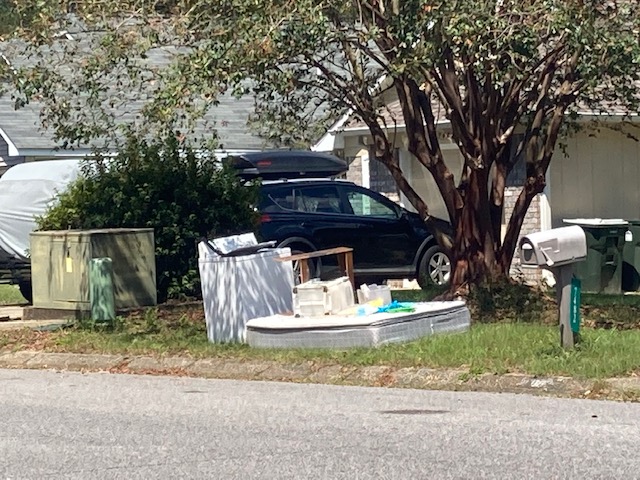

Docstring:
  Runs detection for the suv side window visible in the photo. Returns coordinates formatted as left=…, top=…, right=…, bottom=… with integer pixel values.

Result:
left=261, top=184, right=344, bottom=214
left=297, top=185, right=343, bottom=214
left=261, top=185, right=296, bottom=212
left=346, top=189, right=398, bottom=218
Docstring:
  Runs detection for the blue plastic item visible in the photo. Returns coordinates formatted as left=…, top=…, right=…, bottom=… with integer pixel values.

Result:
left=377, top=300, right=416, bottom=314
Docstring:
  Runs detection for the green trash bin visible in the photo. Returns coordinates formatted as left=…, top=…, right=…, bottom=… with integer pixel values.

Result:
left=622, top=220, right=640, bottom=291
left=563, top=219, right=628, bottom=294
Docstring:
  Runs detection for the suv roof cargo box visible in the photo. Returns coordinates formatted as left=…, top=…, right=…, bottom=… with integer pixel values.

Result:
left=227, top=150, right=348, bottom=180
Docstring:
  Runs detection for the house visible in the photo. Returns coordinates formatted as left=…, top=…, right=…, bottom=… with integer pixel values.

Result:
left=0, top=39, right=281, bottom=174
left=314, top=90, right=640, bottom=280
left=0, top=89, right=278, bottom=176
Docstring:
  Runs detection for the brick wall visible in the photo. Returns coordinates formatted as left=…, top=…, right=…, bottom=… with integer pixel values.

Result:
left=346, top=156, right=362, bottom=185
left=368, top=150, right=401, bottom=202
left=346, top=153, right=401, bottom=202
left=503, top=187, right=543, bottom=284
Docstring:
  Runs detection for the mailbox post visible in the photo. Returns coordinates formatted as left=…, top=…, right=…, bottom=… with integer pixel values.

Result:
left=519, top=226, right=587, bottom=349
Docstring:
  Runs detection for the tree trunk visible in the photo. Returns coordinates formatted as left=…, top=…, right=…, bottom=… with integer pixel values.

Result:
left=450, top=167, right=504, bottom=293
left=498, top=174, right=545, bottom=271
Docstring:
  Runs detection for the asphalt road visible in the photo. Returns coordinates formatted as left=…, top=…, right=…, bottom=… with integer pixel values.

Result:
left=1, top=369, right=638, bottom=479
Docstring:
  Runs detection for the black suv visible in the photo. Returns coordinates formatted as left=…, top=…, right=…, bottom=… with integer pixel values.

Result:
left=229, top=151, right=452, bottom=287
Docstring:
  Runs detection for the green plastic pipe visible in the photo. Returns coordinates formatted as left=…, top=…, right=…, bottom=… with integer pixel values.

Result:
left=90, top=257, right=115, bottom=323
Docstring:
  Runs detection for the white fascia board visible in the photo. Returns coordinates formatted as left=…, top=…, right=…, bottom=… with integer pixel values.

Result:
left=574, top=112, right=640, bottom=123
left=312, top=74, right=392, bottom=152
left=0, top=128, right=19, bottom=157
left=312, top=110, right=352, bottom=152
left=341, top=118, right=452, bottom=134
left=312, top=131, right=342, bottom=152
left=339, top=110, right=639, bottom=137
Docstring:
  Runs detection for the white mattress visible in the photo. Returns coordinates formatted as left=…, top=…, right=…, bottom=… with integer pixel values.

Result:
left=246, top=301, right=470, bottom=349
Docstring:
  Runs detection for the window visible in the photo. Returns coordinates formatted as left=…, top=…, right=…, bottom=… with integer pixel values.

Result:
left=347, top=190, right=397, bottom=218
left=298, top=186, right=343, bottom=214
left=368, top=146, right=401, bottom=197
left=506, top=134, right=526, bottom=187
left=262, top=186, right=295, bottom=212
left=263, top=185, right=344, bottom=213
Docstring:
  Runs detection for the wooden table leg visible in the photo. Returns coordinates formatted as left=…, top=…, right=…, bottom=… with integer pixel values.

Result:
left=345, top=251, right=355, bottom=290
left=299, top=259, right=311, bottom=283
left=337, top=254, right=345, bottom=276
left=337, top=252, right=355, bottom=290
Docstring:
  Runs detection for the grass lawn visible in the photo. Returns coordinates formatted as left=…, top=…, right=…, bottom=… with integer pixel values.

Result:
left=0, top=284, right=28, bottom=305
left=2, top=283, right=640, bottom=379
left=2, top=303, right=639, bottom=380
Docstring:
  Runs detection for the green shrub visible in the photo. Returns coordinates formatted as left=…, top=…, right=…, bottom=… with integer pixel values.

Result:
left=37, top=133, right=259, bottom=301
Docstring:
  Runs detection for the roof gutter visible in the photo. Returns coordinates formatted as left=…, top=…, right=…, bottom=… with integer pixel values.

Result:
left=16, top=148, right=97, bottom=158
left=338, top=111, right=640, bottom=135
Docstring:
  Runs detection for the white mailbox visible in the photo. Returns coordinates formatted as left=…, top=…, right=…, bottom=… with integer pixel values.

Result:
left=520, top=225, right=587, bottom=348
left=519, top=225, right=587, bottom=268
left=518, top=225, right=587, bottom=350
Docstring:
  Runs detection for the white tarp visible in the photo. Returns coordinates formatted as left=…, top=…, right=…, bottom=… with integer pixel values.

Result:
left=0, top=159, right=82, bottom=262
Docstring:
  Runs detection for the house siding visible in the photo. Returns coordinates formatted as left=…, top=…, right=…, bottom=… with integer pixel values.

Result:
left=0, top=136, right=8, bottom=158
left=549, top=126, right=640, bottom=225
left=0, top=137, right=9, bottom=176
left=409, top=148, right=463, bottom=221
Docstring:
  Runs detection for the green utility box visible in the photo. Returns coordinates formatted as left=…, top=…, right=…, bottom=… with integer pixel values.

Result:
left=563, top=219, right=628, bottom=294
left=30, top=228, right=157, bottom=311
left=622, top=220, right=640, bottom=291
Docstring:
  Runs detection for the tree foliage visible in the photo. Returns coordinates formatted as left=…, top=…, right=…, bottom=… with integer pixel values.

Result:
left=37, top=134, right=260, bottom=301
left=5, top=0, right=640, bottom=293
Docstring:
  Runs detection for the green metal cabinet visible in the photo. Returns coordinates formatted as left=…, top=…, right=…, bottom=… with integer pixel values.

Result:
left=30, top=228, right=157, bottom=311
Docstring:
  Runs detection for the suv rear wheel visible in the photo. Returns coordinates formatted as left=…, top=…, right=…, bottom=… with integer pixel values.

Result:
left=18, top=280, right=33, bottom=304
left=418, top=245, right=451, bottom=288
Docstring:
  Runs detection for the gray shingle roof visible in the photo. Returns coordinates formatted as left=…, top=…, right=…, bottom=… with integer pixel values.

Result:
left=0, top=88, right=274, bottom=153
left=0, top=96, right=52, bottom=151
left=0, top=39, right=276, bottom=154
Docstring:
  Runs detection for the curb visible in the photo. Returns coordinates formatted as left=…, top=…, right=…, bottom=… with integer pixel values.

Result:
left=0, top=319, right=72, bottom=331
left=1, top=350, right=639, bottom=401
